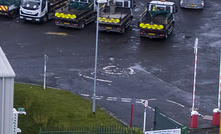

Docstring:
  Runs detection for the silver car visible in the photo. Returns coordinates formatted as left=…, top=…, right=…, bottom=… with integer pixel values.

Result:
left=180, top=0, right=204, bottom=9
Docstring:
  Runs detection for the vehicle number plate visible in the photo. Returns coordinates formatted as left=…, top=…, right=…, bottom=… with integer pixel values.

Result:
left=64, top=22, right=70, bottom=25
left=189, top=4, right=195, bottom=7
left=26, top=18, right=32, bottom=20
left=148, top=33, right=155, bottom=36
left=106, top=27, right=112, bottom=29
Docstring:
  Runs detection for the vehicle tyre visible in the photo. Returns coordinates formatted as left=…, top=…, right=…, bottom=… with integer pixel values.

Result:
left=79, top=20, right=85, bottom=29
left=171, top=23, right=174, bottom=33
left=164, top=31, right=168, bottom=40
left=120, top=25, right=125, bottom=33
left=42, top=15, right=48, bottom=23
left=9, top=10, right=16, bottom=19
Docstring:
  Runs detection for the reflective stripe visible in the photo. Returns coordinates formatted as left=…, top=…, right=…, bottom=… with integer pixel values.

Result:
left=98, top=17, right=120, bottom=23
left=0, top=6, right=8, bottom=11
left=55, top=12, right=76, bottom=19
left=139, top=23, right=164, bottom=30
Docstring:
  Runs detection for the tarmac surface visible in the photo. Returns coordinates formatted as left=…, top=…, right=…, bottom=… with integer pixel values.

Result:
left=1, top=0, right=221, bottom=132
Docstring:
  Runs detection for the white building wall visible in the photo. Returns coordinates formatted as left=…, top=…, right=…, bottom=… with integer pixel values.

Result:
left=0, top=47, right=15, bottom=134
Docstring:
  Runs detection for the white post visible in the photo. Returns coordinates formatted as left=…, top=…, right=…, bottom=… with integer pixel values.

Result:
left=142, top=99, right=148, bottom=133
left=43, top=55, right=48, bottom=89
left=192, top=38, right=198, bottom=112
left=143, top=107, right=147, bottom=132
left=92, top=1, right=99, bottom=114
left=218, top=48, right=221, bottom=110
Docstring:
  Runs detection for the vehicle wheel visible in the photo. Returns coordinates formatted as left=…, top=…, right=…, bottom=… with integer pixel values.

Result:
left=171, top=24, right=174, bottom=33
left=9, top=10, right=16, bottom=19
left=120, top=25, right=125, bottom=33
left=42, top=15, right=48, bottom=23
left=164, top=31, right=168, bottom=40
left=79, top=20, right=85, bottom=29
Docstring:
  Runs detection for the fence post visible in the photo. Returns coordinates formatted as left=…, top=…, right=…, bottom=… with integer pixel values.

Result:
left=39, top=127, right=41, bottom=134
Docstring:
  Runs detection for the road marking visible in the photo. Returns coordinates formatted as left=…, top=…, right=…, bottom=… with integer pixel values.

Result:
left=136, top=99, right=157, bottom=104
left=106, top=97, right=117, bottom=101
left=81, top=94, right=89, bottom=97
left=167, top=100, right=185, bottom=107
left=45, top=32, right=68, bottom=36
left=80, top=74, right=112, bottom=83
left=167, top=117, right=184, bottom=126
left=91, top=96, right=103, bottom=100
left=159, top=112, right=184, bottom=126
left=203, top=115, right=212, bottom=120
left=103, top=66, right=135, bottom=75
left=136, top=99, right=145, bottom=103
left=121, top=98, right=131, bottom=103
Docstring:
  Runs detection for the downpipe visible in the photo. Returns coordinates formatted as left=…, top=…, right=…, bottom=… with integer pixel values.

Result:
left=1, top=78, right=5, bottom=134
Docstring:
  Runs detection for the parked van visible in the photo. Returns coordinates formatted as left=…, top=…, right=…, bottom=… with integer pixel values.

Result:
left=180, top=0, right=204, bottom=9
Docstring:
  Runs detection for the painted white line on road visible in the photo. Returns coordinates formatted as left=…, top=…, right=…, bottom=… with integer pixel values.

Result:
left=149, top=99, right=157, bottom=101
left=128, top=68, right=135, bottom=75
left=136, top=99, right=156, bottom=104
left=203, top=115, right=212, bottom=120
left=167, top=100, right=185, bottom=108
left=81, top=74, right=112, bottom=83
left=81, top=94, right=89, bottom=97
left=147, top=106, right=154, bottom=111
left=91, top=96, right=103, bottom=100
left=159, top=112, right=184, bottom=126
left=167, top=117, right=184, bottom=126
left=121, top=98, right=131, bottom=103
left=136, top=99, right=145, bottom=103
left=103, top=65, right=116, bottom=70
left=106, top=97, right=117, bottom=101
left=198, top=113, right=205, bottom=118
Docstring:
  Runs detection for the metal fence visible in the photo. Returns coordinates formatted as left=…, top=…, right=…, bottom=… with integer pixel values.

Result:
left=153, top=107, right=187, bottom=134
left=39, top=125, right=143, bottom=134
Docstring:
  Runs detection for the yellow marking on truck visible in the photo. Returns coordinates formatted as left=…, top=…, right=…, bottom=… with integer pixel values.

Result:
left=139, top=23, right=164, bottom=30
left=87, top=11, right=95, bottom=16
left=99, top=17, right=120, bottom=23
left=100, top=3, right=106, bottom=9
left=45, top=32, right=68, bottom=36
left=0, top=6, right=8, bottom=11
left=89, top=3, right=93, bottom=7
left=139, top=8, right=147, bottom=17
left=55, top=12, right=76, bottom=19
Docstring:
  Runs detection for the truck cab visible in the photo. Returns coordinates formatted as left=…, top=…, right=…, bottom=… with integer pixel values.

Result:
left=20, top=0, right=47, bottom=22
left=20, top=0, right=68, bottom=22
left=106, top=0, right=136, bottom=9
left=148, top=0, right=177, bottom=14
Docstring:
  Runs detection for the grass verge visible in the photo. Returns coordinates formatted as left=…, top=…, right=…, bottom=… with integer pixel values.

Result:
left=14, top=83, right=123, bottom=134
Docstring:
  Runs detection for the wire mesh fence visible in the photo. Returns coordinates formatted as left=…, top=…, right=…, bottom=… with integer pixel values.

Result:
left=39, top=125, right=143, bottom=134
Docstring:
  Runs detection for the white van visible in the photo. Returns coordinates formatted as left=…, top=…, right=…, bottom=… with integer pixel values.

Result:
left=180, top=0, right=204, bottom=9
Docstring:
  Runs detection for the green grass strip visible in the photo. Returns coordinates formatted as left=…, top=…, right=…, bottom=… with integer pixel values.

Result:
left=14, top=83, right=123, bottom=134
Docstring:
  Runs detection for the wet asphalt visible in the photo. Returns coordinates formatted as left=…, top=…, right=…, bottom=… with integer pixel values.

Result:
left=0, top=0, right=221, bottom=131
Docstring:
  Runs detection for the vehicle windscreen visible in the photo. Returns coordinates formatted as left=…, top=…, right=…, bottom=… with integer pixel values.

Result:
left=21, top=0, right=40, bottom=10
left=149, top=4, right=172, bottom=13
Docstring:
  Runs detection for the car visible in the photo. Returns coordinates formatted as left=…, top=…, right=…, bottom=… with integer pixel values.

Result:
left=180, top=0, right=204, bottom=9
